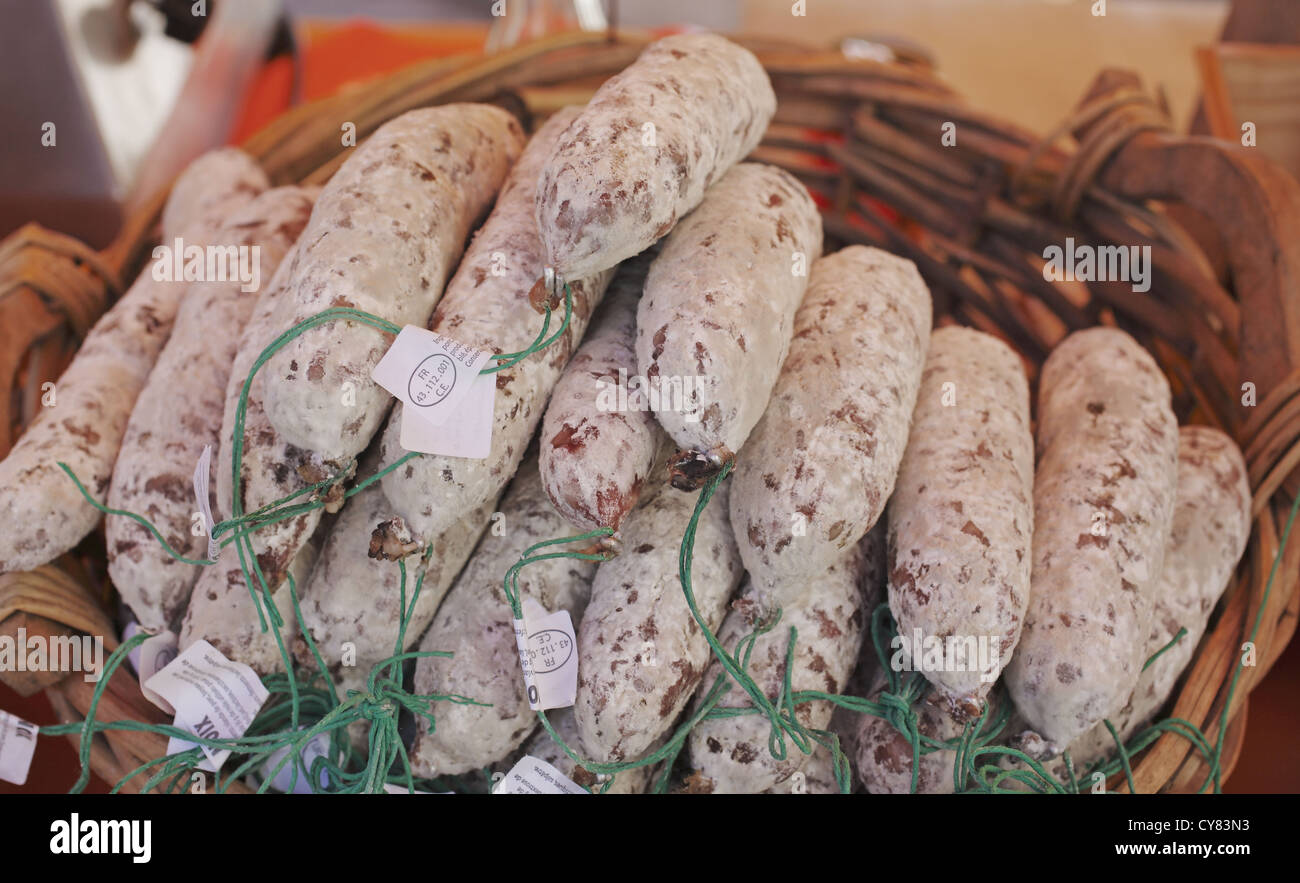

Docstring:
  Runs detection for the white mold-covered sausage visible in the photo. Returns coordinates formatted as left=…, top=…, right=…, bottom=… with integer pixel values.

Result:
left=107, top=187, right=313, bottom=632
left=729, top=246, right=931, bottom=599
left=772, top=747, right=842, bottom=794
left=0, top=149, right=268, bottom=573
left=539, top=253, right=661, bottom=533
left=574, top=449, right=744, bottom=762
left=262, top=105, right=524, bottom=460
left=178, top=512, right=323, bottom=676
left=523, top=708, right=653, bottom=794
left=293, top=477, right=497, bottom=684
left=1005, top=327, right=1178, bottom=747
left=886, top=326, right=1034, bottom=718
left=409, top=457, right=599, bottom=777
left=1010, top=425, right=1251, bottom=780
left=535, top=33, right=776, bottom=280
left=687, top=540, right=871, bottom=794
left=159, top=148, right=270, bottom=244
left=636, top=162, right=822, bottom=486
left=854, top=675, right=1013, bottom=794
left=178, top=235, right=338, bottom=675
left=375, top=108, right=614, bottom=540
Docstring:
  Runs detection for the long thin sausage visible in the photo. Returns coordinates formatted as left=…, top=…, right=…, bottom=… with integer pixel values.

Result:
left=729, top=246, right=931, bottom=599
left=178, top=232, right=337, bottom=675
left=262, top=105, right=524, bottom=460
left=0, top=149, right=267, bottom=573
left=1005, top=327, right=1178, bottom=747
left=535, top=33, right=775, bottom=280
left=376, top=107, right=613, bottom=541
left=886, top=326, right=1034, bottom=718
left=107, top=187, right=313, bottom=632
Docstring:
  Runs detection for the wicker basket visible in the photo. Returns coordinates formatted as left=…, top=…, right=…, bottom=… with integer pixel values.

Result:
left=2, top=30, right=1297, bottom=794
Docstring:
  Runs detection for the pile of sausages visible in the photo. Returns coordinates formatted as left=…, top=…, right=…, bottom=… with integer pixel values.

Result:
left=0, top=33, right=1252, bottom=794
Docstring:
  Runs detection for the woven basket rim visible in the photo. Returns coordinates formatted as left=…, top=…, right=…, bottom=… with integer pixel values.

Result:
left=6, top=31, right=1298, bottom=794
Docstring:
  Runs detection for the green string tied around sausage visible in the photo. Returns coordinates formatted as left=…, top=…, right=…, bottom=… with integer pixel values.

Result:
left=503, top=463, right=1298, bottom=795
left=44, top=289, right=575, bottom=794
left=47, top=280, right=1298, bottom=795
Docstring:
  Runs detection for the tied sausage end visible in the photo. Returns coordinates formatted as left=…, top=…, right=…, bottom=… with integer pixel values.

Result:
left=668, top=445, right=734, bottom=491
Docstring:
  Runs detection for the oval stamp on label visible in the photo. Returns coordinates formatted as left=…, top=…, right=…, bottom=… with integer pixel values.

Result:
left=408, top=353, right=456, bottom=407
left=527, top=628, right=574, bottom=674
left=513, top=600, right=579, bottom=710
left=373, top=326, right=492, bottom=427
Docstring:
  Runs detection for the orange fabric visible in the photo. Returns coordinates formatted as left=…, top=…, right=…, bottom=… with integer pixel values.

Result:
left=231, top=21, right=490, bottom=145
left=229, top=53, right=295, bottom=144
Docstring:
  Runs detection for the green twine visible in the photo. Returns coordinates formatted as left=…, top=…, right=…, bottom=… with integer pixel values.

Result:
left=39, top=559, right=486, bottom=794
left=493, top=465, right=1300, bottom=796
left=1143, top=627, right=1188, bottom=672
left=46, top=285, right=1299, bottom=795
left=44, top=289, right=576, bottom=794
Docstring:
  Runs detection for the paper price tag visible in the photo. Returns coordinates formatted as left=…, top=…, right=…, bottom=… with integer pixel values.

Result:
left=512, top=598, right=579, bottom=711
left=372, top=326, right=492, bottom=427
left=0, top=709, right=38, bottom=786
left=144, top=640, right=269, bottom=771
left=192, top=445, right=219, bottom=561
left=398, top=371, right=495, bottom=459
left=493, top=756, right=587, bottom=795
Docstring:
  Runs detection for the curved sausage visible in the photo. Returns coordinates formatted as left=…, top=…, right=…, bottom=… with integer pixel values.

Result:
left=262, top=105, right=524, bottom=460
left=1005, top=327, right=1178, bottom=747
left=535, top=33, right=775, bottom=280
left=886, top=325, right=1034, bottom=718
left=0, top=149, right=268, bottom=573
left=729, top=245, right=931, bottom=599
left=108, top=186, right=313, bottom=632
left=636, top=162, right=823, bottom=486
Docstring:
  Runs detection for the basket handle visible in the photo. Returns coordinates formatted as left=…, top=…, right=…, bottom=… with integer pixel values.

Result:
left=1076, top=72, right=1300, bottom=500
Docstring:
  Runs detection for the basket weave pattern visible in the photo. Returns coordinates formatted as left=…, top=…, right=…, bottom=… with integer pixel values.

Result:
left=1, top=32, right=1297, bottom=793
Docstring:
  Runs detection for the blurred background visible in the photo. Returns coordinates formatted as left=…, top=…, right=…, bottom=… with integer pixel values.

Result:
left=1, top=0, right=1297, bottom=793
left=1, top=0, right=1268, bottom=248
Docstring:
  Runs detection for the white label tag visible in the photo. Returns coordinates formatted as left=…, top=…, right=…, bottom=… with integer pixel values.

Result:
left=165, top=716, right=218, bottom=773
left=192, top=445, right=219, bottom=561
left=136, top=631, right=180, bottom=716
left=512, top=598, right=579, bottom=711
left=493, top=755, right=587, bottom=794
left=262, top=729, right=333, bottom=793
left=144, top=640, right=269, bottom=771
left=0, top=709, right=38, bottom=786
left=398, top=371, right=495, bottom=458
left=372, top=326, right=492, bottom=427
